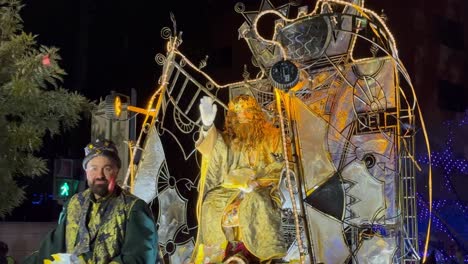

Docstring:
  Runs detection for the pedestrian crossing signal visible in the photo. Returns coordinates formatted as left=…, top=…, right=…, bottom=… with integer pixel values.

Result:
left=55, top=178, right=79, bottom=199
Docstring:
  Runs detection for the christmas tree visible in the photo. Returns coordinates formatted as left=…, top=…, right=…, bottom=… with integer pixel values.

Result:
left=0, top=0, right=91, bottom=216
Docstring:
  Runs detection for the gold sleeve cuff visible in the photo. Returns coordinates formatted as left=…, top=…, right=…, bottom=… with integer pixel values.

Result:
left=195, top=126, right=218, bottom=156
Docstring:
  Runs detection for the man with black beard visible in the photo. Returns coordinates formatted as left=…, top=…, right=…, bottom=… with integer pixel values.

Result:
left=25, top=139, right=158, bottom=264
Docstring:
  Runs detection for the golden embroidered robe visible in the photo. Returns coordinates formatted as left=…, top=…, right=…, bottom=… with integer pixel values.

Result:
left=23, top=186, right=158, bottom=264
left=194, top=126, right=287, bottom=261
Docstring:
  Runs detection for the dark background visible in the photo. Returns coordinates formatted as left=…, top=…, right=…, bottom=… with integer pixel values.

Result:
left=3, top=0, right=467, bottom=259
left=10, top=0, right=249, bottom=221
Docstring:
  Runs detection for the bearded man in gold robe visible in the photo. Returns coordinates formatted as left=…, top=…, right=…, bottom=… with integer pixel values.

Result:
left=193, top=95, right=287, bottom=263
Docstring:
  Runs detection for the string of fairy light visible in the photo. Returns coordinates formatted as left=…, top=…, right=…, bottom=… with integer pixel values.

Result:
left=416, top=113, right=468, bottom=262
left=417, top=195, right=468, bottom=263
left=250, top=3, right=432, bottom=260
left=141, top=0, right=435, bottom=261
left=417, top=113, right=467, bottom=208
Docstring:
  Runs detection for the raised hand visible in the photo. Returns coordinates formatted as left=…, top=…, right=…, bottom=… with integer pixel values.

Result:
left=199, top=96, right=217, bottom=127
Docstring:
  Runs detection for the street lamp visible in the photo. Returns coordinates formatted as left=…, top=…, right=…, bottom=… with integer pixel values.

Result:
left=105, top=93, right=156, bottom=120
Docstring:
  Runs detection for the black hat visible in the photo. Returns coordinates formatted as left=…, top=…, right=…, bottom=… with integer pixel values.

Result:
left=83, top=139, right=122, bottom=169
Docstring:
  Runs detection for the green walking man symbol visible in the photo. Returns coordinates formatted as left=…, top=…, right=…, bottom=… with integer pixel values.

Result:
left=60, top=182, right=70, bottom=196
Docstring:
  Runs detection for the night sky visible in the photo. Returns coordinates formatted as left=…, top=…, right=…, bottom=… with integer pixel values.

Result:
left=7, top=0, right=466, bottom=227
left=10, top=0, right=254, bottom=220
left=19, top=0, right=424, bottom=101
left=21, top=0, right=250, bottom=154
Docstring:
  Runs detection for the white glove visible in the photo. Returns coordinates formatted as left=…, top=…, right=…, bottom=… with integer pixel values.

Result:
left=239, top=185, right=254, bottom=193
left=199, top=96, right=217, bottom=128
left=48, top=253, right=79, bottom=264
left=239, top=181, right=258, bottom=193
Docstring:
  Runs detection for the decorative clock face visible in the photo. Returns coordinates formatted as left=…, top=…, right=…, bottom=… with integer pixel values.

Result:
left=269, top=60, right=299, bottom=91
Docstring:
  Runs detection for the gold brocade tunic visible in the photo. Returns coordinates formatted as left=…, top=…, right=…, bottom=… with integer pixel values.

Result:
left=65, top=187, right=158, bottom=263
left=22, top=186, right=158, bottom=264
left=194, top=126, right=287, bottom=262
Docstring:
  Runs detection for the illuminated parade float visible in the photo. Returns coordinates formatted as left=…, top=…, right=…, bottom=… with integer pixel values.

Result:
left=106, top=0, right=432, bottom=263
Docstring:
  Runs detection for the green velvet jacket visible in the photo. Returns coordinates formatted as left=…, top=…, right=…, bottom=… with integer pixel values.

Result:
left=23, top=186, right=158, bottom=264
